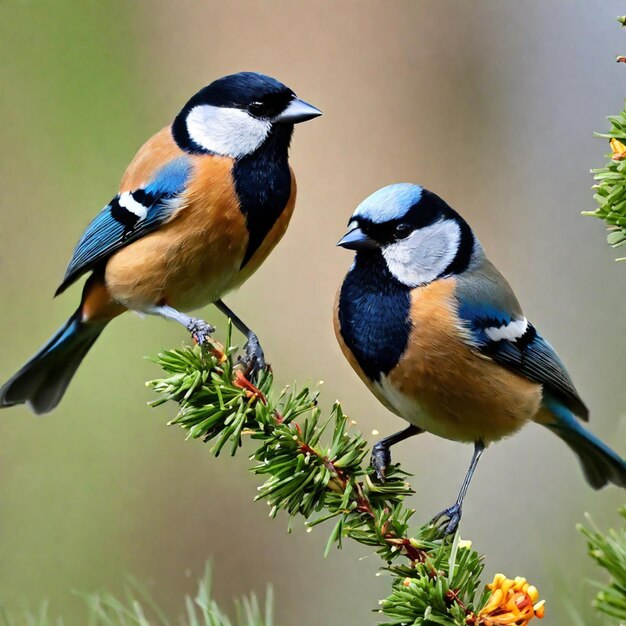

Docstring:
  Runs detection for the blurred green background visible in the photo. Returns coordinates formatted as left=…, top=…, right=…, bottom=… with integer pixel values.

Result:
left=0, top=1, right=625, bottom=624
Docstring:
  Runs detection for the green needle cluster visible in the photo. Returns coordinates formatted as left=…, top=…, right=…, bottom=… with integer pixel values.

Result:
left=583, top=17, right=626, bottom=260
left=147, top=336, right=542, bottom=626
left=578, top=507, right=626, bottom=623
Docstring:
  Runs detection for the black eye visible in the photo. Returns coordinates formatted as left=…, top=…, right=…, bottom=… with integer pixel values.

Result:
left=248, top=101, right=268, bottom=117
left=394, top=223, right=412, bottom=239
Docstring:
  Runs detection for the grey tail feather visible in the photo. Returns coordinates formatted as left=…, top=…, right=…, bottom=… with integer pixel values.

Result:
left=546, top=421, right=626, bottom=490
left=0, top=309, right=106, bottom=414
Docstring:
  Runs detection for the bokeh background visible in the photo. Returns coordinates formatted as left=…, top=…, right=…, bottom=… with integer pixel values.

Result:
left=1, top=2, right=625, bottom=624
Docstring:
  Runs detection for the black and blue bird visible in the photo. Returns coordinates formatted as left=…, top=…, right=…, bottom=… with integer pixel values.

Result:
left=0, top=71, right=321, bottom=414
left=335, top=183, right=626, bottom=534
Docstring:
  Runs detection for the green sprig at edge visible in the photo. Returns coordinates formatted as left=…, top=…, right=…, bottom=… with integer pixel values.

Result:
left=583, top=17, right=626, bottom=260
left=578, top=506, right=626, bottom=623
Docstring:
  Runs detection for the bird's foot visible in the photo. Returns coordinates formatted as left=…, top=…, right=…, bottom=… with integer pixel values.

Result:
left=242, top=334, right=267, bottom=381
left=430, top=503, right=462, bottom=537
left=370, top=441, right=391, bottom=482
left=187, top=318, right=215, bottom=346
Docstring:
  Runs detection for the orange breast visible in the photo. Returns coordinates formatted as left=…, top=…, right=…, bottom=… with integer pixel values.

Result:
left=105, top=128, right=297, bottom=312
left=105, top=152, right=248, bottom=311
left=384, top=279, right=542, bottom=443
left=334, top=276, right=543, bottom=444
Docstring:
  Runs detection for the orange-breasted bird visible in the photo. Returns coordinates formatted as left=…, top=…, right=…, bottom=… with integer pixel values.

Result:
left=0, top=71, right=321, bottom=414
left=335, top=183, right=626, bottom=534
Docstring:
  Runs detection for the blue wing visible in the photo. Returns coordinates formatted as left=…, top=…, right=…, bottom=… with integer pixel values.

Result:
left=455, top=266, right=589, bottom=421
left=55, top=156, right=192, bottom=295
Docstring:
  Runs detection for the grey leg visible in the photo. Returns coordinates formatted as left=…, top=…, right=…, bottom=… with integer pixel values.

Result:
left=146, top=305, right=215, bottom=345
left=431, top=440, right=485, bottom=536
left=214, top=299, right=266, bottom=378
left=371, top=424, right=423, bottom=481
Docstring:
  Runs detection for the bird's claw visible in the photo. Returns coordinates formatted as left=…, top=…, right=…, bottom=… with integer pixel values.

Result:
left=370, top=442, right=391, bottom=482
left=242, top=334, right=266, bottom=381
left=430, top=503, right=462, bottom=537
left=187, top=318, right=215, bottom=346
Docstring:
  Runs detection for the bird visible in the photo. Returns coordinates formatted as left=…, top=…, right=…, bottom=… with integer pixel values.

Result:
left=0, top=71, right=321, bottom=415
left=334, top=183, right=626, bottom=535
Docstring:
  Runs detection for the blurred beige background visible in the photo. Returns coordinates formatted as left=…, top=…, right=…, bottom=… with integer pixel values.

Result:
left=1, top=2, right=625, bottom=624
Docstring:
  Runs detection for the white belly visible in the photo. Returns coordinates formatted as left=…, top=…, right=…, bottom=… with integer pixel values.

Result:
left=373, top=376, right=452, bottom=439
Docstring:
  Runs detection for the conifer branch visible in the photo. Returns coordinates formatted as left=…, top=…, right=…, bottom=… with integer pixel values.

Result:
left=147, top=334, right=545, bottom=626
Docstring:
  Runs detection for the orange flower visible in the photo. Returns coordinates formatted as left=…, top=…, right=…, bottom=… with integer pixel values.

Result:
left=477, top=574, right=545, bottom=626
left=610, top=137, right=626, bottom=161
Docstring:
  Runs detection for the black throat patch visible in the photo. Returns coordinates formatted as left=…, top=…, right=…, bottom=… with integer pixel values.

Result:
left=338, top=252, right=412, bottom=381
left=233, top=125, right=293, bottom=268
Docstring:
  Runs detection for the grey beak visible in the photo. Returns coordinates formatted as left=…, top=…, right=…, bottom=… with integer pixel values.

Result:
left=337, top=226, right=378, bottom=251
left=274, top=97, right=322, bottom=124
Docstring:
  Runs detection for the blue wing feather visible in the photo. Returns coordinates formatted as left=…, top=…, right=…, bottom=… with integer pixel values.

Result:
left=56, top=156, right=191, bottom=295
left=143, top=157, right=191, bottom=196
left=457, top=292, right=589, bottom=421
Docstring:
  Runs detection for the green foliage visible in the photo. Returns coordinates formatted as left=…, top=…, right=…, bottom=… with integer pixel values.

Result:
left=584, top=106, right=626, bottom=259
left=578, top=507, right=626, bottom=623
left=0, top=566, right=272, bottom=626
left=579, top=21, right=626, bottom=620
left=382, top=535, right=489, bottom=625
left=149, top=340, right=416, bottom=561
left=583, top=19, right=626, bottom=260
left=147, top=339, right=541, bottom=625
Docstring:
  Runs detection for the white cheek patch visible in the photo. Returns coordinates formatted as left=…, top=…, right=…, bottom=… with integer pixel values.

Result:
left=382, top=219, right=460, bottom=287
left=484, top=317, right=528, bottom=342
left=118, top=191, right=148, bottom=219
left=186, top=104, right=271, bottom=158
